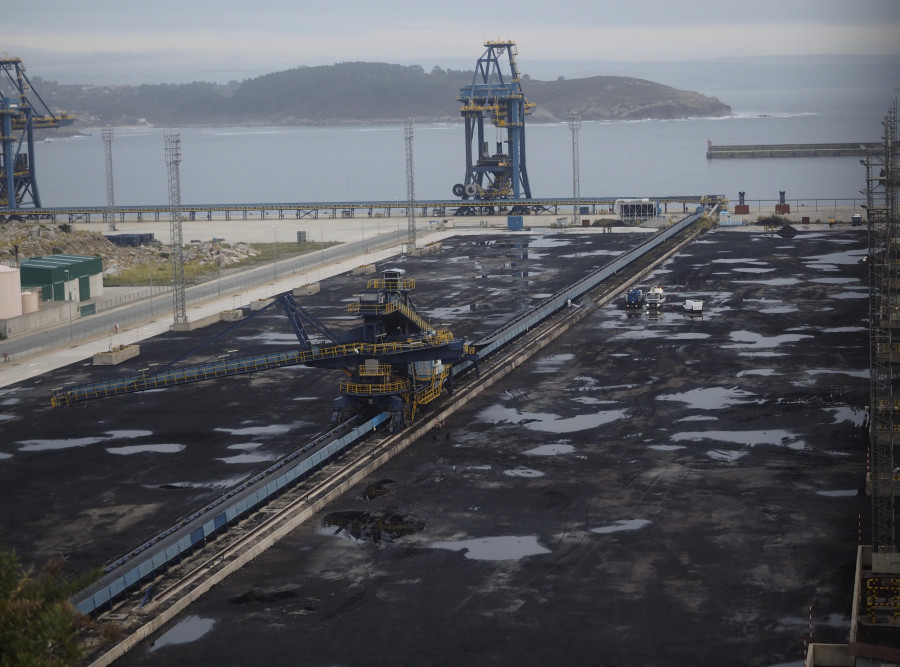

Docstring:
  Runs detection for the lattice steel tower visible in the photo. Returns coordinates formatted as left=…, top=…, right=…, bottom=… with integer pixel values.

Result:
left=866, top=100, right=898, bottom=563
left=165, top=132, right=187, bottom=325
left=452, top=40, right=534, bottom=215
left=405, top=118, right=416, bottom=247
left=103, top=126, right=116, bottom=231
left=569, top=110, right=582, bottom=226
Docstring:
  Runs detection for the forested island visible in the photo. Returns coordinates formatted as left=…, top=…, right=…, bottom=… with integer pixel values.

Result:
left=34, top=61, right=732, bottom=127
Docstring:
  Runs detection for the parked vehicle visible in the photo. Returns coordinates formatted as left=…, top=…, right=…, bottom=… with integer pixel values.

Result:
left=625, top=288, right=644, bottom=308
left=644, top=286, right=666, bottom=308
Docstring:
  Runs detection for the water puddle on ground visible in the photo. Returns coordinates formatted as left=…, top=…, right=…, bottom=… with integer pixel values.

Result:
left=825, top=406, right=865, bottom=425
left=503, top=467, right=545, bottom=478
left=657, top=387, right=755, bottom=410
left=18, top=429, right=154, bottom=452
left=477, top=404, right=626, bottom=433
left=107, top=444, right=185, bottom=455
left=817, top=490, right=858, bottom=497
left=830, top=290, right=869, bottom=300
left=736, top=368, right=778, bottom=377
left=810, top=277, right=859, bottom=284
left=524, top=443, right=576, bottom=456
left=0, top=413, right=16, bottom=422
left=726, top=330, right=813, bottom=349
left=532, top=354, right=575, bottom=373
left=0, top=452, right=12, bottom=460
left=215, top=423, right=296, bottom=437
left=804, top=368, right=869, bottom=379
left=150, top=615, right=215, bottom=652
left=731, top=267, right=776, bottom=273
left=733, top=278, right=802, bottom=286
left=590, top=519, right=651, bottom=534
left=672, top=429, right=805, bottom=450
left=648, top=444, right=686, bottom=452
left=802, top=249, right=868, bottom=269
left=430, top=535, right=551, bottom=561
left=675, top=415, right=719, bottom=422
left=706, top=449, right=748, bottom=462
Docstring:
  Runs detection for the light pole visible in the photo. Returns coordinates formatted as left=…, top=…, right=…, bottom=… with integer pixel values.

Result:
left=273, top=226, right=278, bottom=280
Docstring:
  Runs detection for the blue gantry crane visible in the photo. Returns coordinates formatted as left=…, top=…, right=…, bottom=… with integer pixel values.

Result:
left=0, top=57, right=74, bottom=212
left=51, top=269, right=473, bottom=432
left=452, top=40, right=534, bottom=216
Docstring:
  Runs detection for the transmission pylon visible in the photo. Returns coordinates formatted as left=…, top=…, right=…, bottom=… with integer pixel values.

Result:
left=405, top=118, right=416, bottom=247
left=453, top=40, right=535, bottom=216
left=569, top=110, right=582, bottom=227
left=103, top=126, right=116, bottom=231
left=165, top=132, right=187, bottom=325
left=0, top=57, right=74, bottom=211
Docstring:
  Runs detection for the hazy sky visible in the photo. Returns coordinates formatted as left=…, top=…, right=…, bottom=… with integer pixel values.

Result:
left=5, top=0, right=900, bottom=84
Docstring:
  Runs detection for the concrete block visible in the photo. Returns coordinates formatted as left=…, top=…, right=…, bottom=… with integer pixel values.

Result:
left=172, top=312, right=224, bottom=331
left=293, top=283, right=320, bottom=297
left=220, top=310, right=243, bottom=322
left=250, top=299, right=271, bottom=311
left=871, top=551, right=900, bottom=574
left=353, top=264, right=376, bottom=276
left=93, top=344, right=140, bottom=366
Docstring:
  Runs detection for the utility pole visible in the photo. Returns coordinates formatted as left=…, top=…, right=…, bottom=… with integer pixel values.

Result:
left=165, top=132, right=187, bottom=325
left=103, top=126, right=116, bottom=231
left=405, top=119, right=416, bottom=247
left=568, top=110, right=582, bottom=227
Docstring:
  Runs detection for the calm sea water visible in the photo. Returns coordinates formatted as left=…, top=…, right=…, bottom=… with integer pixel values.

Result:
left=33, top=84, right=895, bottom=209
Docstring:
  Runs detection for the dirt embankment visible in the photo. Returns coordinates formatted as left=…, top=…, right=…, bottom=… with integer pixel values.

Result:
left=0, top=220, right=260, bottom=276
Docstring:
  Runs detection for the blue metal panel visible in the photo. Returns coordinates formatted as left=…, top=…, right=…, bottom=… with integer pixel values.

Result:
left=214, top=513, right=227, bottom=529
left=123, top=568, right=140, bottom=587
left=137, top=560, right=154, bottom=578
left=109, top=578, right=126, bottom=597
left=201, top=520, right=216, bottom=537
left=151, top=552, right=168, bottom=569
left=190, top=528, right=204, bottom=544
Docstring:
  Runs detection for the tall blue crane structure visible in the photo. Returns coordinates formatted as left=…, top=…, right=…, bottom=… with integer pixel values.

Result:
left=452, top=40, right=534, bottom=215
left=0, top=58, right=73, bottom=212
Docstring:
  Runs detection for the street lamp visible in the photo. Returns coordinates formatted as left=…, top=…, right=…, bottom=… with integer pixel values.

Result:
left=273, top=226, right=278, bottom=280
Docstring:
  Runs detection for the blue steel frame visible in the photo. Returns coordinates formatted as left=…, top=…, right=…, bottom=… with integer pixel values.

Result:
left=458, top=41, right=532, bottom=200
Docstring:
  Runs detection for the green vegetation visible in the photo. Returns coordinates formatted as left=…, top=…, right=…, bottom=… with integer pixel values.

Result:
left=103, top=241, right=339, bottom=287
left=34, top=63, right=731, bottom=127
left=755, top=214, right=792, bottom=227
left=0, top=547, right=112, bottom=666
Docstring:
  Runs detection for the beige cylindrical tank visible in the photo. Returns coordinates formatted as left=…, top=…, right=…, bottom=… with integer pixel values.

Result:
left=0, top=266, right=23, bottom=319
left=21, top=291, right=39, bottom=314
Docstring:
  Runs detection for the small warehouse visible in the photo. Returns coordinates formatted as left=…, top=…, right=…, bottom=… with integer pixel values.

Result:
left=20, top=254, right=104, bottom=303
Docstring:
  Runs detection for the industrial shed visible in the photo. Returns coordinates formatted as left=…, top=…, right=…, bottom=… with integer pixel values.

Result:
left=20, top=254, right=103, bottom=302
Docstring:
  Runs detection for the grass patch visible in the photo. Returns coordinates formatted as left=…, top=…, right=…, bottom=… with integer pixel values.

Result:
left=104, top=241, right=340, bottom=287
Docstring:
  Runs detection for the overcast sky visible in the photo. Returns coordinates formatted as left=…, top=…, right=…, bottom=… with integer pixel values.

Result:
left=5, top=0, right=900, bottom=84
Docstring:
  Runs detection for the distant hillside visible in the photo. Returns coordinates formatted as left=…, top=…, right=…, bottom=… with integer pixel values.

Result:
left=33, top=62, right=731, bottom=127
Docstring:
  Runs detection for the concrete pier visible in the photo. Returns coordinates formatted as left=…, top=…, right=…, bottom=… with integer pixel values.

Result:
left=706, top=142, right=882, bottom=159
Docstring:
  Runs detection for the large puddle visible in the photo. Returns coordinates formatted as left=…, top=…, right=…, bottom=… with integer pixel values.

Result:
left=524, top=443, right=576, bottom=456
left=107, top=444, right=185, bottom=455
left=477, top=404, right=626, bottom=433
left=657, top=387, right=755, bottom=410
left=18, top=429, right=154, bottom=452
left=590, top=519, right=651, bottom=534
left=430, top=535, right=551, bottom=560
left=671, top=428, right=805, bottom=450
left=726, top=331, right=813, bottom=349
left=150, top=615, right=215, bottom=652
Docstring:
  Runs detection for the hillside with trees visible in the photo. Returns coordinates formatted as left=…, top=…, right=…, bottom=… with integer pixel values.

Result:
left=34, top=62, right=731, bottom=128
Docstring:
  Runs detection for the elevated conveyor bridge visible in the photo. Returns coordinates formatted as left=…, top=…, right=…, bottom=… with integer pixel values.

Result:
left=2, top=195, right=713, bottom=224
